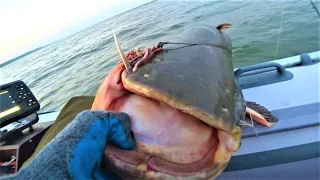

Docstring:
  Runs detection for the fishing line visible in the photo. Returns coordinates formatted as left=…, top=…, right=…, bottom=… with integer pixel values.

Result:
left=248, top=111, right=254, bottom=127
left=253, top=125, right=267, bottom=160
left=248, top=42, right=314, bottom=49
left=161, top=43, right=195, bottom=51
left=274, top=3, right=285, bottom=60
left=157, top=41, right=248, bottom=62
left=157, top=42, right=233, bottom=54
left=245, top=110, right=267, bottom=160
left=159, top=41, right=253, bottom=67
left=310, top=0, right=320, bottom=17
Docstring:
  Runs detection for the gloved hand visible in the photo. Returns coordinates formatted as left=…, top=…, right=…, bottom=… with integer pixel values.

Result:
left=1, top=110, right=136, bottom=180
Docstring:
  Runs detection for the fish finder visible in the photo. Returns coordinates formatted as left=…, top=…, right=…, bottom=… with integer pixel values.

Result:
left=0, top=80, right=40, bottom=142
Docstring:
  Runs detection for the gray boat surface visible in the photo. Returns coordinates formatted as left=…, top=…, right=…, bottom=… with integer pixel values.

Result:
left=219, top=51, right=320, bottom=179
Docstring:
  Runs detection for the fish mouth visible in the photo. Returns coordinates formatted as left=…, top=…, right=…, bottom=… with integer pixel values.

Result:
left=104, top=128, right=237, bottom=180
left=104, top=137, right=221, bottom=179
left=101, top=69, right=240, bottom=179
left=103, top=113, right=237, bottom=179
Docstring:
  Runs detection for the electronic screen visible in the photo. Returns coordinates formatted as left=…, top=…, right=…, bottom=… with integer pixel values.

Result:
left=0, top=90, right=21, bottom=121
left=0, top=80, right=40, bottom=128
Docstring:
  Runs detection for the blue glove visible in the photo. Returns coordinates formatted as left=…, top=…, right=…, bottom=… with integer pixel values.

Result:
left=1, top=110, right=136, bottom=180
left=70, top=110, right=136, bottom=179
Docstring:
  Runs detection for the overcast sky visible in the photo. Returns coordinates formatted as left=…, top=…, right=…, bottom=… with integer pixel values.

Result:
left=0, top=0, right=152, bottom=63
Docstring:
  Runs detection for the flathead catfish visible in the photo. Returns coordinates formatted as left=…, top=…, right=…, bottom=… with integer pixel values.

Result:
left=91, top=24, right=277, bottom=179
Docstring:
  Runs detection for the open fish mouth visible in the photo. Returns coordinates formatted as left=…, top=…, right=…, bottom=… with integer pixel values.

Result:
left=104, top=95, right=223, bottom=178
left=103, top=89, right=238, bottom=179
left=91, top=24, right=276, bottom=179
left=102, top=87, right=239, bottom=179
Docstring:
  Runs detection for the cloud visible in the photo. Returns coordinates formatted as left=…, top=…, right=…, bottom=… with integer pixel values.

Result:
left=0, top=0, right=150, bottom=63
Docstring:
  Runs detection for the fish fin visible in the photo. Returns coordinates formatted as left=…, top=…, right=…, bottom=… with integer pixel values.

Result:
left=246, top=101, right=279, bottom=122
left=216, top=23, right=232, bottom=33
left=113, top=30, right=132, bottom=73
left=245, top=101, right=278, bottom=128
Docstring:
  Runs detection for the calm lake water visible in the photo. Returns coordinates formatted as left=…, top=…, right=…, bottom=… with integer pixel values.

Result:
left=1, top=0, right=319, bottom=112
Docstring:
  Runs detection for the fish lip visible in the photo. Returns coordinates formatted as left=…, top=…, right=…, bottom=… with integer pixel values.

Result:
left=103, top=134, right=221, bottom=177
left=103, top=128, right=237, bottom=179
left=113, top=30, right=163, bottom=74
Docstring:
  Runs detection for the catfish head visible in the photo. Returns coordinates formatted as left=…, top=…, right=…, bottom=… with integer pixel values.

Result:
left=92, top=23, right=246, bottom=179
